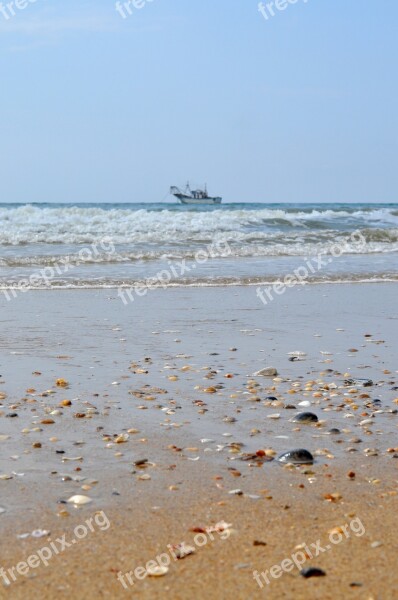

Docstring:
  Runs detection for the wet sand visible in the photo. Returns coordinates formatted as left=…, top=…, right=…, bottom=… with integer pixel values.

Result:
left=1, top=283, right=398, bottom=599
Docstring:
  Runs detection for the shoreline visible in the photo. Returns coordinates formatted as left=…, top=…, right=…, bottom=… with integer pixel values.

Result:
left=1, top=277, right=398, bottom=296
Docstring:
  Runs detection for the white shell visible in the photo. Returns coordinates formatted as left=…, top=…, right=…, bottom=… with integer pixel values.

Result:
left=32, top=529, right=50, bottom=538
left=298, top=401, right=311, bottom=407
left=253, top=367, right=278, bottom=377
left=147, top=565, right=168, bottom=577
left=67, top=494, right=92, bottom=505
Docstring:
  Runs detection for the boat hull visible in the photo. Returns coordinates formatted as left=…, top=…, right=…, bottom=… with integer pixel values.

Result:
left=174, top=194, right=222, bottom=205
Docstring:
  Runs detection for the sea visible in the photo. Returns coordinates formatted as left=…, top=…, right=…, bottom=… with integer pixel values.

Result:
left=0, top=202, right=397, bottom=289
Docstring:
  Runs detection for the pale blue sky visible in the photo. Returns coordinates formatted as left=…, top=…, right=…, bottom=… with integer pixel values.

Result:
left=0, top=0, right=397, bottom=203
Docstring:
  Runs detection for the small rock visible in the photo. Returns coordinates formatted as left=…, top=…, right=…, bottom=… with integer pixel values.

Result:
left=291, top=412, right=318, bottom=423
left=253, top=368, right=278, bottom=377
left=278, top=449, right=314, bottom=465
left=253, top=540, right=267, bottom=546
left=300, top=567, right=326, bottom=578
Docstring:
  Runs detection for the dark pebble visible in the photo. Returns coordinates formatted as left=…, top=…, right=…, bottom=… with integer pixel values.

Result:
left=266, top=396, right=278, bottom=401
left=328, top=428, right=341, bottom=434
left=300, top=567, right=326, bottom=578
left=6, top=413, right=18, bottom=418
left=344, top=378, right=373, bottom=387
left=278, top=449, right=314, bottom=465
left=253, top=540, right=267, bottom=546
left=291, top=412, right=318, bottom=423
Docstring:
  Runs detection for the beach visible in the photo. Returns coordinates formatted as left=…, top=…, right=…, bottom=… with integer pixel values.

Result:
left=2, top=0, right=397, bottom=596
left=1, top=283, right=398, bottom=599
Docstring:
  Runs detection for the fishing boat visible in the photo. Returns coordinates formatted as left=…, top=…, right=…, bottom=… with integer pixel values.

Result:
left=170, top=182, right=222, bottom=205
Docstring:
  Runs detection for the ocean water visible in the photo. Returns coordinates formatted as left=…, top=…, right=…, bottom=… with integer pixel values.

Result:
left=0, top=202, right=397, bottom=289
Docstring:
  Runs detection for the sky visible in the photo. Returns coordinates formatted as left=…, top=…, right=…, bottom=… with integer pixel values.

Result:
left=0, top=0, right=397, bottom=204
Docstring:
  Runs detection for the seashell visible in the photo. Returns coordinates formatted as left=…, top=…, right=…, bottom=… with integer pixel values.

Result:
left=300, top=567, right=326, bottom=578
left=324, top=492, right=342, bottom=502
left=147, top=565, right=168, bottom=577
left=328, top=428, right=341, bottom=435
left=56, top=379, right=69, bottom=387
left=172, top=543, right=196, bottom=559
left=115, top=433, right=129, bottom=444
left=253, top=367, right=278, bottom=377
left=67, top=495, right=92, bottom=506
left=31, top=529, right=50, bottom=538
left=291, top=412, right=318, bottom=423
left=206, top=521, right=232, bottom=533
left=223, top=416, right=236, bottom=423
left=278, top=449, right=314, bottom=465
left=298, top=401, right=311, bottom=407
